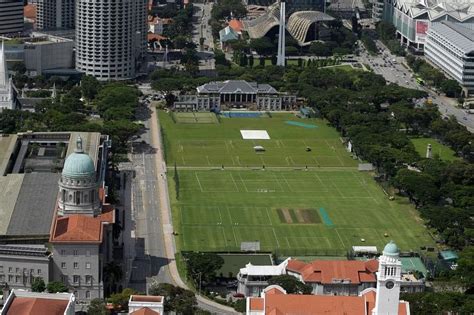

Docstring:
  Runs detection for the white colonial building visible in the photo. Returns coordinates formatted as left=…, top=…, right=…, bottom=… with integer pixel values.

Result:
left=174, top=80, right=297, bottom=111
left=246, top=241, right=410, bottom=315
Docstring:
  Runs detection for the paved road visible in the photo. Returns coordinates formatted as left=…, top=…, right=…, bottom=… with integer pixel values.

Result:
left=131, top=104, right=173, bottom=286
left=130, top=86, right=238, bottom=314
left=358, top=40, right=474, bottom=132
left=192, top=2, right=214, bottom=51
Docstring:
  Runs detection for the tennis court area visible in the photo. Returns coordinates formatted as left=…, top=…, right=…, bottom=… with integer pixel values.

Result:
left=172, top=112, right=219, bottom=124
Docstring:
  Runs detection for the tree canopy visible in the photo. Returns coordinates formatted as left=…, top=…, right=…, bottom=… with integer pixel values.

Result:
left=149, top=282, right=197, bottom=314
left=47, top=281, right=68, bottom=293
left=183, top=252, right=224, bottom=284
left=268, top=275, right=312, bottom=294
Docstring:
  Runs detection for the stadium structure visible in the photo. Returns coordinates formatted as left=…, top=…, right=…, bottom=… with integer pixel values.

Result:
left=383, top=0, right=474, bottom=50
left=244, top=2, right=334, bottom=45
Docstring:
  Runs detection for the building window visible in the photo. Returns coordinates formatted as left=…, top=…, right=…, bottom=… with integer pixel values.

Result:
left=15, top=275, right=21, bottom=283
left=73, top=275, right=80, bottom=284
left=61, top=262, right=67, bottom=269
left=74, top=262, right=79, bottom=269
left=61, top=275, right=68, bottom=284
left=30, top=269, right=34, bottom=274
left=85, top=275, right=92, bottom=285
left=8, top=275, right=13, bottom=282
left=0, top=275, right=4, bottom=282
left=85, top=262, right=91, bottom=269
left=73, top=250, right=78, bottom=256
left=60, top=249, right=66, bottom=256
left=86, top=250, right=91, bottom=257
left=8, top=267, right=12, bottom=273
left=38, top=269, right=42, bottom=275
left=85, top=291, right=91, bottom=299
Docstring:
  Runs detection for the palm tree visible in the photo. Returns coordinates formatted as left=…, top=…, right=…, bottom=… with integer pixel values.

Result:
left=104, top=262, right=123, bottom=295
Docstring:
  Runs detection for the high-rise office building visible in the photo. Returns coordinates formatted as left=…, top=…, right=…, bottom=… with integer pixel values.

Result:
left=75, top=0, right=147, bottom=80
left=37, top=0, right=75, bottom=30
left=0, top=0, right=23, bottom=35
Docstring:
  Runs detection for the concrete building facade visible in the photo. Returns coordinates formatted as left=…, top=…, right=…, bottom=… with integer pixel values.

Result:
left=384, top=0, right=474, bottom=50
left=24, top=35, right=74, bottom=76
left=0, top=0, right=23, bottom=35
left=425, top=21, right=474, bottom=96
left=37, top=0, right=75, bottom=30
left=75, top=0, right=147, bottom=80
left=0, top=245, right=51, bottom=291
left=50, top=243, right=104, bottom=301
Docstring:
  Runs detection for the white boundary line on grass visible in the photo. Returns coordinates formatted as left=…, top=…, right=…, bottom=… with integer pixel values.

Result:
left=272, top=227, right=280, bottom=249
left=238, top=172, right=249, bottom=192
left=229, top=173, right=240, bottom=192
left=265, top=207, right=273, bottom=226
left=335, top=228, right=346, bottom=248
left=281, top=175, right=293, bottom=192
left=195, top=172, right=204, bottom=192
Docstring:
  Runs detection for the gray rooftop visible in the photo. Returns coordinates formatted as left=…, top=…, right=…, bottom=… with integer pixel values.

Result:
left=0, top=244, right=49, bottom=258
left=430, top=21, right=474, bottom=54
left=0, top=174, right=24, bottom=236
left=0, top=134, right=17, bottom=175
left=6, top=173, right=60, bottom=236
left=197, top=80, right=278, bottom=95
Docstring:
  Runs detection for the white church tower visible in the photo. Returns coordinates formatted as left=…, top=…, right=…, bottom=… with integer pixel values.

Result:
left=0, top=41, right=15, bottom=111
left=373, top=241, right=402, bottom=315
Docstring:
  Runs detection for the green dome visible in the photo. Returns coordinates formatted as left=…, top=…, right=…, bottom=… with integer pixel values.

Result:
left=62, top=136, right=95, bottom=178
left=383, top=241, right=399, bottom=257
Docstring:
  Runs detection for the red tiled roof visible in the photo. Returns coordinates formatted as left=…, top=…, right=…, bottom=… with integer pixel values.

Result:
left=131, top=295, right=163, bottom=302
left=131, top=308, right=160, bottom=315
left=6, top=297, right=69, bottom=315
left=228, top=19, right=243, bottom=33
left=266, top=293, right=366, bottom=314
left=258, top=287, right=409, bottom=315
left=287, top=259, right=378, bottom=284
left=49, top=209, right=114, bottom=243
left=249, top=297, right=264, bottom=311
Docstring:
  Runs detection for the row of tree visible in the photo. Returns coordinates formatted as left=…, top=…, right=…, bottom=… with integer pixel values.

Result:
left=406, top=55, right=462, bottom=97
left=0, top=75, right=141, bottom=155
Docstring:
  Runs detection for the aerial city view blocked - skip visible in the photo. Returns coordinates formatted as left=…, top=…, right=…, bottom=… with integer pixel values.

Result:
left=0, top=0, right=473, bottom=314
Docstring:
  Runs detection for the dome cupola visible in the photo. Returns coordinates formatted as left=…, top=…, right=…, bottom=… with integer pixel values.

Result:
left=58, top=136, right=100, bottom=216
left=62, top=136, right=96, bottom=179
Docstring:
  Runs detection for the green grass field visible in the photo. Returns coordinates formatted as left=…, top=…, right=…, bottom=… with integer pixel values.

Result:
left=411, top=137, right=458, bottom=161
left=171, top=169, right=434, bottom=255
left=161, top=111, right=434, bottom=256
left=160, top=111, right=356, bottom=168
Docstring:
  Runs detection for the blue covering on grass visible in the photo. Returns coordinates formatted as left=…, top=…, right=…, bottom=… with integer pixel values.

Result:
left=319, top=208, right=334, bottom=227
left=285, top=121, right=318, bottom=128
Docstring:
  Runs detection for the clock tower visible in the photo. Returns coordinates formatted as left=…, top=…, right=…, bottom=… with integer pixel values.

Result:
left=374, top=241, right=402, bottom=315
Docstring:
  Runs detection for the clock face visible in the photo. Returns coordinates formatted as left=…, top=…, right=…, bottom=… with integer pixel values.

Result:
left=385, top=281, right=395, bottom=289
